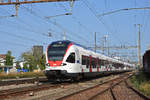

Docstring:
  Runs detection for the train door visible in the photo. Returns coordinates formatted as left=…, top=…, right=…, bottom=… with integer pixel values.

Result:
left=97, top=58, right=99, bottom=72
left=89, top=55, right=92, bottom=72
left=81, top=55, right=87, bottom=72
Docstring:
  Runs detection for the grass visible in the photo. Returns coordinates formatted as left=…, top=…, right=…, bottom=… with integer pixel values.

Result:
left=130, top=69, right=150, bottom=96
left=0, top=72, right=44, bottom=80
left=139, top=82, right=150, bottom=96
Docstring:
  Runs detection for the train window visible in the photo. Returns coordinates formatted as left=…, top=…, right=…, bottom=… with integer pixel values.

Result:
left=96, top=58, right=98, bottom=68
left=112, top=63, right=115, bottom=67
left=91, top=58, right=93, bottom=68
left=105, top=60, right=108, bottom=65
left=91, top=58, right=96, bottom=68
left=98, top=59, right=101, bottom=68
left=101, top=60, right=104, bottom=66
left=66, top=53, right=75, bottom=63
left=86, top=57, right=89, bottom=68
left=104, top=60, right=109, bottom=66
left=82, top=56, right=89, bottom=68
left=82, top=55, right=86, bottom=65
left=94, top=59, right=96, bottom=68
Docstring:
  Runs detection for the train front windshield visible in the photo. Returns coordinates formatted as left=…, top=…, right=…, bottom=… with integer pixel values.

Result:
left=48, top=41, right=70, bottom=61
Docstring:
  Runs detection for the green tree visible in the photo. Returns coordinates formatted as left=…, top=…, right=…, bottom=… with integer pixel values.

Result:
left=23, top=63, right=28, bottom=70
left=0, top=64, right=2, bottom=73
left=16, top=61, right=21, bottom=69
left=5, top=51, right=13, bottom=66
left=37, top=54, right=46, bottom=70
left=21, top=51, right=46, bottom=72
left=21, top=52, right=36, bottom=72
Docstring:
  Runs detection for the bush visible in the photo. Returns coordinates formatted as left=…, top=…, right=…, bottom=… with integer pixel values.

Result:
left=139, top=82, right=150, bottom=96
left=130, top=70, right=150, bottom=96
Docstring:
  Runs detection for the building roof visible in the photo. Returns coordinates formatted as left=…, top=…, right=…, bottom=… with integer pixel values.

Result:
left=0, top=66, right=13, bottom=68
left=0, top=54, right=6, bottom=59
left=0, top=54, right=15, bottom=59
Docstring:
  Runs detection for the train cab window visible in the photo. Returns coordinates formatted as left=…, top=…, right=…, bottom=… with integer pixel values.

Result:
left=66, top=53, right=75, bottom=63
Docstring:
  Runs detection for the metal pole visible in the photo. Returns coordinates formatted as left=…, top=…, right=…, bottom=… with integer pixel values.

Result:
left=104, top=36, right=107, bottom=54
left=107, top=36, right=109, bottom=56
left=63, top=31, right=66, bottom=40
left=102, top=36, right=104, bottom=54
left=95, top=32, right=96, bottom=52
left=137, top=24, right=141, bottom=68
left=15, top=4, right=19, bottom=17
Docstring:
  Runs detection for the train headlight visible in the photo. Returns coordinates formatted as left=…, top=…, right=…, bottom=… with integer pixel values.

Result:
left=46, top=63, right=50, bottom=66
left=60, top=63, right=67, bottom=66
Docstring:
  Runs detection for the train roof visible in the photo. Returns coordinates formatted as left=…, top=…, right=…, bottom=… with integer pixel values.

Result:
left=49, top=40, right=133, bottom=66
left=50, top=40, right=87, bottom=48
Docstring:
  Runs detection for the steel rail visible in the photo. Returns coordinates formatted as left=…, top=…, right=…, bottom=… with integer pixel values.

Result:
left=56, top=72, right=132, bottom=100
left=125, top=80, right=150, bottom=100
left=0, top=82, right=70, bottom=99
left=88, top=74, right=132, bottom=100
left=0, top=77, right=47, bottom=86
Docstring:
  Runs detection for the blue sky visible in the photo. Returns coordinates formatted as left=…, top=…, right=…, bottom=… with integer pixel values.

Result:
left=0, top=0, right=150, bottom=61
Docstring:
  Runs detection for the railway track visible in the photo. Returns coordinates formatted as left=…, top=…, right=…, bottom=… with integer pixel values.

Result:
left=1, top=71, right=148, bottom=100
left=124, top=81, right=150, bottom=100
left=56, top=72, right=150, bottom=100
left=0, top=72, right=126, bottom=100
left=0, top=81, right=70, bottom=99
left=0, top=77, right=47, bottom=86
left=88, top=78, right=150, bottom=100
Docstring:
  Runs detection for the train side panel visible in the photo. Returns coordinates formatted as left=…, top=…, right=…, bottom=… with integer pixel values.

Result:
left=143, top=50, right=150, bottom=73
left=44, top=40, right=134, bottom=80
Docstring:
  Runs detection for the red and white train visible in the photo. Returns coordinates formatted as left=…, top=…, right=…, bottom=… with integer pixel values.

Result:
left=44, top=40, right=134, bottom=80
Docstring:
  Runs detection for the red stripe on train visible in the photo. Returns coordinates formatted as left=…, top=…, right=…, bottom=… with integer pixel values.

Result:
left=62, top=43, right=73, bottom=61
left=89, top=56, right=92, bottom=72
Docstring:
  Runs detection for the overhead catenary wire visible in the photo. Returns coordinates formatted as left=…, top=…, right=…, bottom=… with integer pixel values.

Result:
left=82, top=0, right=138, bottom=61
left=98, top=7, right=150, bottom=17
left=57, top=4, right=93, bottom=45
left=0, top=6, right=61, bottom=47
left=20, top=5, right=89, bottom=45
left=0, top=7, right=51, bottom=39
left=57, top=3, right=93, bottom=44
left=0, top=0, right=71, bottom=5
left=142, top=1, right=150, bottom=37
left=0, top=40, right=34, bottom=56
left=58, top=3, right=93, bottom=37
left=143, top=12, right=150, bottom=34
left=0, top=6, right=72, bottom=43
left=20, top=5, right=76, bottom=41
left=0, top=40, right=30, bottom=47
left=82, top=0, right=124, bottom=45
left=0, top=30, right=46, bottom=44
left=96, top=6, right=150, bottom=47
left=0, top=7, right=48, bottom=44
